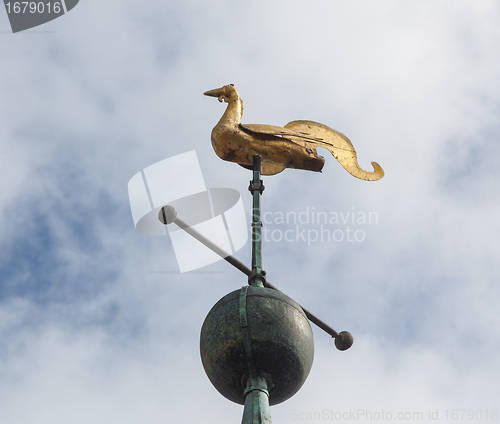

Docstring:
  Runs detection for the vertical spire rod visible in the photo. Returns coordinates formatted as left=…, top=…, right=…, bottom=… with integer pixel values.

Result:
left=250, top=156, right=264, bottom=287
left=241, top=374, right=271, bottom=424
left=243, top=156, right=272, bottom=424
left=240, top=286, right=272, bottom=424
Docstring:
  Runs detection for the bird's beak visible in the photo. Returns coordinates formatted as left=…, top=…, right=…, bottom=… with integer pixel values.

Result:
left=204, top=88, right=223, bottom=97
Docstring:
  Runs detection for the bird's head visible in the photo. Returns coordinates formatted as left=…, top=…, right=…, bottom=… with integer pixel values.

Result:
left=204, top=84, right=239, bottom=103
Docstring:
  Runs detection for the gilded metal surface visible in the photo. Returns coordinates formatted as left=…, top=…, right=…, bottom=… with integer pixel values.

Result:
left=200, top=286, right=314, bottom=406
left=204, top=84, right=384, bottom=180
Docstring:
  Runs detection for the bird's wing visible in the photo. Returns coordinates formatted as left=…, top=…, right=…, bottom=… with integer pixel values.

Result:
left=284, top=120, right=384, bottom=181
left=240, top=123, right=324, bottom=143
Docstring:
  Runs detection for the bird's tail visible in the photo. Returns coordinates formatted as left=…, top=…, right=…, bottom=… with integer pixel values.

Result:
left=284, top=120, right=384, bottom=181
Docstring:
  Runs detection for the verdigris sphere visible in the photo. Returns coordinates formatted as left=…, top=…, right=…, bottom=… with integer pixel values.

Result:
left=200, top=286, right=314, bottom=405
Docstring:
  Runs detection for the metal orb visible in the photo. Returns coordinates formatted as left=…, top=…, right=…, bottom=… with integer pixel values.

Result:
left=335, top=331, right=354, bottom=351
left=200, top=286, right=314, bottom=406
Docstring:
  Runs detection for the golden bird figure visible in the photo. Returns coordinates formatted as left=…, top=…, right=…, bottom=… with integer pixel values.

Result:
left=204, top=84, right=384, bottom=180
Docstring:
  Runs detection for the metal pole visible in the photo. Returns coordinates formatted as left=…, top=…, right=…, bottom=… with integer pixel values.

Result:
left=250, top=156, right=264, bottom=288
left=239, top=284, right=272, bottom=424
left=241, top=374, right=271, bottom=424
left=244, top=156, right=270, bottom=423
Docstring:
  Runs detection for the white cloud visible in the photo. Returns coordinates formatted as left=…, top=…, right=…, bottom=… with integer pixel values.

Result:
left=1, top=1, right=500, bottom=423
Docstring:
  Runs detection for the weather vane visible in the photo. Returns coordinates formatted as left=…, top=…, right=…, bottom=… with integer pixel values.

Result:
left=159, top=84, right=384, bottom=424
left=203, top=84, right=384, bottom=180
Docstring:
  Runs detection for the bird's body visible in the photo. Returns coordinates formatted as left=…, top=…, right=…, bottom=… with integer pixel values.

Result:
left=204, top=84, right=384, bottom=180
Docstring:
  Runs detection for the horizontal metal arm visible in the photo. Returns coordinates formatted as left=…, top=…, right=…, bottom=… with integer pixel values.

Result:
left=261, top=280, right=339, bottom=338
left=172, top=216, right=251, bottom=277
left=166, top=209, right=340, bottom=339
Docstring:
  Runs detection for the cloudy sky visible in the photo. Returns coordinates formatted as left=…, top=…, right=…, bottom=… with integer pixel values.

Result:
left=1, top=1, right=500, bottom=423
